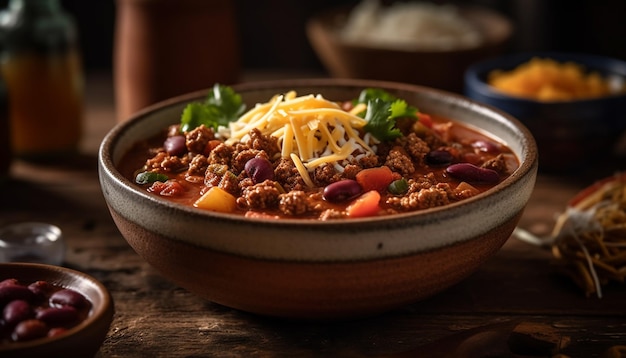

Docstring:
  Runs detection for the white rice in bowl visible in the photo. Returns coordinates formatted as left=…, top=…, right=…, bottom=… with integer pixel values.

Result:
left=340, top=0, right=484, bottom=51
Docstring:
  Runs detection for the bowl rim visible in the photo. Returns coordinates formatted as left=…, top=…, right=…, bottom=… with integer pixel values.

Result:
left=306, top=3, right=513, bottom=54
left=464, top=51, right=626, bottom=104
left=99, top=78, right=538, bottom=227
left=0, top=262, right=114, bottom=352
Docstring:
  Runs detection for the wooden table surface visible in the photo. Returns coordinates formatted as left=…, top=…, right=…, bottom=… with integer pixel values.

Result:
left=2, top=73, right=626, bottom=358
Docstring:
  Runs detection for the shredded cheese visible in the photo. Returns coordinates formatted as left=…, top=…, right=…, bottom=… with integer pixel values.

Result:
left=226, top=92, right=379, bottom=187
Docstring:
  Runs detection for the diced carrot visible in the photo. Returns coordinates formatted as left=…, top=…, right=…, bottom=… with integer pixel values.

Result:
left=418, top=113, right=433, bottom=128
left=148, top=180, right=185, bottom=197
left=194, top=187, right=236, bottom=213
left=356, top=166, right=393, bottom=192
left=346, top=190, right=381, bottom=218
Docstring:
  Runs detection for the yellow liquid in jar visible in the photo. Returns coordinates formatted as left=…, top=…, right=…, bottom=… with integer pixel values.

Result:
left=1, top=50, right=84, bottom=157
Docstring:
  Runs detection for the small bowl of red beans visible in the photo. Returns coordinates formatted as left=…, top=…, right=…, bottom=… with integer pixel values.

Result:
left=99, top=78, right=538, bottom=320
left=0, top=263, right=114, bottom=358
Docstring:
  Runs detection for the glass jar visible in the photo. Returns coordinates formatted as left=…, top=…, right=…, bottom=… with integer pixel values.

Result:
left=0, top=0, right=84, bottom=159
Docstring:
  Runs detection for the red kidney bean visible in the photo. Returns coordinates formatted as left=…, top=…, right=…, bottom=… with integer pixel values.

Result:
left=28, top=281, right=53, bottom=301
left=323, top=179, right=363, bottom=203
left=446, top=163, right=500, bottom=184
left=164, top=135, right=187, bottom=156
left=0, top=279, right=19, bottom=287
left=245, top=157, right=274, bottom=183
left=12, top=319, right=48, bottom=342
left=426, top=149, right=454, bottom=166
left=3, top=300, right=34, bottom=325
left=472, top=140, right=501, bottom=154
left=0, top=279, right=92, bottom=344
left=0, top=284, right=35, bottom=305
left=37, top=306, right=79, bottom=326
left=49, top=289, right=87, bottom=309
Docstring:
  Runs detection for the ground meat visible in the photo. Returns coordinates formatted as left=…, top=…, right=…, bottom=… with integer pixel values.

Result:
left=278, top=190, right=309, bottom=216
left=232, top=149, right=268, bottom=174
left=208, top=143, right=234, bottom=166
left=145, top=151, right=188, bottom=172
left=342, top=164, right=361, bottom=180
left=357, top=154, right=380, bottom=169
left=185, top=125, right=214, bottom=154
left=187, top=154, right=208, bottom=177
left=385, top=148, right=415, bottom=177
left=218, top=172, right=240, bottom=196
left=238, top=180, right=280, bottom=210
left=404, top=133, right=431, bottom=165
left=387, top=184, right=452, bottom=211
left=313, top=163, right=341, bottom=187
left=407, top=173, right=438, bottom=193
left=274, top=158, right=306, bottom=191
left=204, top=164, right=229, bottom=187
left=247, top=128, right=280, bottom=159
left=482, top=154, right=510, bottom=175
left=319, top=209, right=345, bottom=220
left=167, top=124, right=181, bottom=137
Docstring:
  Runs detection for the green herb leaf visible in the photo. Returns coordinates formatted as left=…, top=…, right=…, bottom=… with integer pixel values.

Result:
left=135, top=171, right=169, bottom=185
left=363, top=99, right=403, bottom=141
left=388, top=178, right=409, bottom=195
left=180, top=84, right=246, bottom=133
left=356, top=88, right=418, bottom=141
left=357, top=88, right=399, bottom=104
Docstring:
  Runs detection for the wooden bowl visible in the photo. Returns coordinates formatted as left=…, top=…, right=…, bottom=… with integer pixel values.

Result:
left=98, top=78, right=538, bottom=320
left=306, top=4, right=513, bottom=93
left=0, top=263, right=114, bottom=358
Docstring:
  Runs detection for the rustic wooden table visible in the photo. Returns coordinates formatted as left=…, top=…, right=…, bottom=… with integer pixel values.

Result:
left=2, top=73, right=626, bottom=357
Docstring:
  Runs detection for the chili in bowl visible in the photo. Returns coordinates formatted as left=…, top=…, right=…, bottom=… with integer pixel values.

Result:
left=98, top=78, right=538, bottom=320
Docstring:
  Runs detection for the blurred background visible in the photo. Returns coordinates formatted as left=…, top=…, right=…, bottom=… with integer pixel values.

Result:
left=19, top=0, right=626, bottom=76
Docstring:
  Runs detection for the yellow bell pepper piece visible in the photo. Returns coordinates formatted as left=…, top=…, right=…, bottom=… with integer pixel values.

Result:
left=193, top=187, right=237, bottom=213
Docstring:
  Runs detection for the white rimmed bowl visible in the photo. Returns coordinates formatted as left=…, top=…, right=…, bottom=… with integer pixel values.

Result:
left=98, top=78, right=538, bottom=320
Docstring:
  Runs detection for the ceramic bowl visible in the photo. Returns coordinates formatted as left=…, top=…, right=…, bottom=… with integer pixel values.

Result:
left=464, top=52, right=626, bottom=173
left=0, top=263, right=114, bottom=358
left=98, top=78, right=538, bottom=320
left=306, top=4, right=512, bottom=93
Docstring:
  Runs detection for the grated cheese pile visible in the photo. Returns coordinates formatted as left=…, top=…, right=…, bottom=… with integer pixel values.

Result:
left=225, top=91, right=378, bottom=187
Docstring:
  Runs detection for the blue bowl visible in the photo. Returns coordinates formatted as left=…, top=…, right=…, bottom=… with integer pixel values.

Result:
left=464, top=52, right=626, bottom=173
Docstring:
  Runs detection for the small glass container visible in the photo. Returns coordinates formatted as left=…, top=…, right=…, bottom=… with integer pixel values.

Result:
left=0, top=222, right=65, bottom=265
left=0, top=0, right=84, bottom=159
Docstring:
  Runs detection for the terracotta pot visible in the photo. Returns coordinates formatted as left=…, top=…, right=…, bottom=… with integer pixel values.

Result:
left=114, top=0, right=241, bottom=122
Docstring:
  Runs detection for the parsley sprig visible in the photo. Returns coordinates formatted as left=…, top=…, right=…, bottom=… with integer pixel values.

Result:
left=356, top=88, right=419, bottom=141
left=180, top=84, right=246, bottom=133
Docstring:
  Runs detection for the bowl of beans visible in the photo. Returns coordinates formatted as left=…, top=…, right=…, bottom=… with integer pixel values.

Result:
left=0, top=263, right=114, bottom=358
left=464, top=52, right=626, bottom=173
left=98, top=78, right=538, bottom=320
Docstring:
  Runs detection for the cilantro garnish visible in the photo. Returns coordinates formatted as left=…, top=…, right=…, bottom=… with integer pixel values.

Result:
left=180, top=84, right=246, bottom=133
left=356, top=88, right=419, bottom=141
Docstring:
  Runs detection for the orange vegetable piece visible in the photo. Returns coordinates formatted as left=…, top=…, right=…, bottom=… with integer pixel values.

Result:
left=346, top=190, right=381, bottom=218
left=356, top=166, right=393, bottom=192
